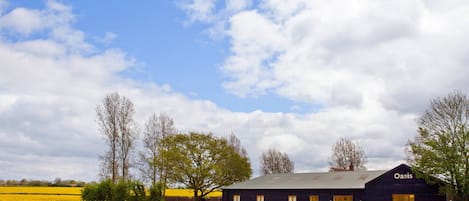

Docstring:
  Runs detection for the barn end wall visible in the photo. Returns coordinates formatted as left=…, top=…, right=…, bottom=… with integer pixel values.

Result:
left=364, top=164, right=445, bottom=201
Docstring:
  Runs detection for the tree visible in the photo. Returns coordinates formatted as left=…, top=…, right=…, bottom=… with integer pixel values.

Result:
left=329, top=137, right=366, bottom=171
left=161, top=132, right=252, bottom=201
left=407, top=91, right=469, bottom=201
left=97, top=92, right=138, bottom=183
left=227, top=133, right=248, bottom=158
left=260, top=148, right=294, bottom=175
left=139, top=113, right=175, bottom=199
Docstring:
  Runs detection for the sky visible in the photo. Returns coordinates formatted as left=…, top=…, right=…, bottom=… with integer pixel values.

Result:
left=1, top=0, right=469, bottom=182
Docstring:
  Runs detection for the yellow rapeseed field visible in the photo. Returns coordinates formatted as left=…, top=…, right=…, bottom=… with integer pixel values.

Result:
left=0, top=194, right=81, bottom=201
left=0, top=187, right=82, bottom=201
left=0, top=187, right=82, bottom=195
left=165, top=189, right=222, bottom=197
left=0, top=186, right=222, bottom=201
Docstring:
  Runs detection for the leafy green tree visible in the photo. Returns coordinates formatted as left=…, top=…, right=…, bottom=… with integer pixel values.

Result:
left=161, top=132, right=252, bottom=201
left=407, top=91, right=469, bottom=201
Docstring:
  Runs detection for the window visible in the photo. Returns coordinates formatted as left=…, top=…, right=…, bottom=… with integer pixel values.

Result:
left=257, top=195, right=264, bottom=201
left=393, top=194, right=415, bottom=201
left=333, top=195, right=353, bottom=201
left=288, top=195, right=297, bottom=201
left=233, top=195, right=240, bottom=201
left=309, top=195, right=319, bottom=201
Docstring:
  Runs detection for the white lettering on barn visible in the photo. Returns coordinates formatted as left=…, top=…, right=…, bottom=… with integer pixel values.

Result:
left=394, top=172, right=413, bottom=180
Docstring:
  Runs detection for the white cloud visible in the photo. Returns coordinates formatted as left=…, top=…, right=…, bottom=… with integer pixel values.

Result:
left=179, top=0, right=217, bottom=23
left=0, top=7, right=42, bottom=35
left=222, top=10, right=286, bottom=97
left=50, top=26, right=93, bottom=53
left=218, top=0, right=469, bottom=111
left=226, top=0, right=252, bottom=12
left=179, top=0, right=469, bottom=173
left=0, top=0, right=74, bottom=36
left=259, top=0, right=307, bottom=21
left=98, top=32, right=118, bottom=46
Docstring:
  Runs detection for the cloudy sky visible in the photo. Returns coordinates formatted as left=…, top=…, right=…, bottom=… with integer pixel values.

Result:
left=1, top=0, right=469, bottom=181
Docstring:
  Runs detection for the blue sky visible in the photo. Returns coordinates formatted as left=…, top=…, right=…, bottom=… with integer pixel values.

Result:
left=5, top=0, right=304, bottom=113
left=1, top=0, right=469, bottom=181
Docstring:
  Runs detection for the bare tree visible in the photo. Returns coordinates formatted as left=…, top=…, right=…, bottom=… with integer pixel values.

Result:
left=97, top=93, right=119, bottom=183
left=116, top=95, right=137, bottom=181
left=139, top=113, right=175, bottom=197
left=260, top=148, right=294, bottom=175
left=227, top=133, right=248, bottom=158
left=329, top=137, right=366, bottom=171
left=96, top=92, right=137, bottom=182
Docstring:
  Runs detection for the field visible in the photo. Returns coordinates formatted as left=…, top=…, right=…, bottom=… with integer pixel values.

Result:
left=0, top=186, right=222, bottom=201
left=166, top=189, right=222, bottom=197
left=0, top=187, right=81, bottom=201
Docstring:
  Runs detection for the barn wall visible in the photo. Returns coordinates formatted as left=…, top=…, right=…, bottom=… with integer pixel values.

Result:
left=364, top=164, right=445, bottom=201
left=222, top=164, right=446, bottom=201
left=223, top=189, right=364, bottom=201
left=167, top=196, right=222, bottom=201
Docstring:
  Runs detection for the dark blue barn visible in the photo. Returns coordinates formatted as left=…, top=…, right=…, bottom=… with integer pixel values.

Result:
left=222, top=164, right=445, bottom=201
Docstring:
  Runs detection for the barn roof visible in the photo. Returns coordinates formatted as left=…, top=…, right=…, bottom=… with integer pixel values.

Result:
left=223, top=169, right=387, bottom=190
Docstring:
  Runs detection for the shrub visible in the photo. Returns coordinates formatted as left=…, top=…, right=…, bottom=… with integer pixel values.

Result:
left=148, top=183, right=163, bottom=201
left=82, top=180, right=146, bottom=201
left=130, top=181, right=146, bottom=201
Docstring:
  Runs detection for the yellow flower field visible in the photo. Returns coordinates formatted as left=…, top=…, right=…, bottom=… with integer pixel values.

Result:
left=0, top=187, right=82, bottom=201
left=0, top=187, right=82, bottom=195
left=0, top=186, right=222, bottom=201
left=0, top=194, right=81, bottom=201
left=165, top=189, right=222, bottom=197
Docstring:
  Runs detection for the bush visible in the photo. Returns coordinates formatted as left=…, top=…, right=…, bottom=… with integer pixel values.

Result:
left=82, top=180, right=147, bottom=201
left=112, top=181, right=129, bottom=201
left=130, top=181, right=146, bottom=201
left=81, top=183, right=98, bottom=201
left=148, top=183, right=163, bottom=201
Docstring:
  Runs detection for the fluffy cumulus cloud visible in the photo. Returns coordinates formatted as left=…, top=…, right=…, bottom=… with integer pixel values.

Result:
left=0, top=1, right=130, bottom=180
left=220, top=0, right=469, bottom=108
left=0, top=1, right=203, bottom=180
left=179, top=0, right=469, bottom=172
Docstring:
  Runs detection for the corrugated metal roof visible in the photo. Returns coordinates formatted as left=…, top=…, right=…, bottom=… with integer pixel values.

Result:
left=223, top=170, right=387, bottom=190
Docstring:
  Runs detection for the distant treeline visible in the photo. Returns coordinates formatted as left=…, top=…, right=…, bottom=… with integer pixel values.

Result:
left=0, top=178, right=87, bottom=187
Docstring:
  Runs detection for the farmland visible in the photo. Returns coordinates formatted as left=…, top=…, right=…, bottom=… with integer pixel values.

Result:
left=0, top=186, right=81, bottom=201
left=0, top=186, right=222, bottom=201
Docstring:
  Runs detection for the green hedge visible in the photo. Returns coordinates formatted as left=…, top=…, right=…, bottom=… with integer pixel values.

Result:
left=82, top=180, right=156, bottom=201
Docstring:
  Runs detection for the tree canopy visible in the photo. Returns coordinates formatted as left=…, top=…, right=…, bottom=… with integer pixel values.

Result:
left=260, top=148, right=294, bottom=175
left=161, top=132, right=252, bottom=200
left=407, top=91, right=469, bottom=201
left=329, top=137, right=366, bottom=171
